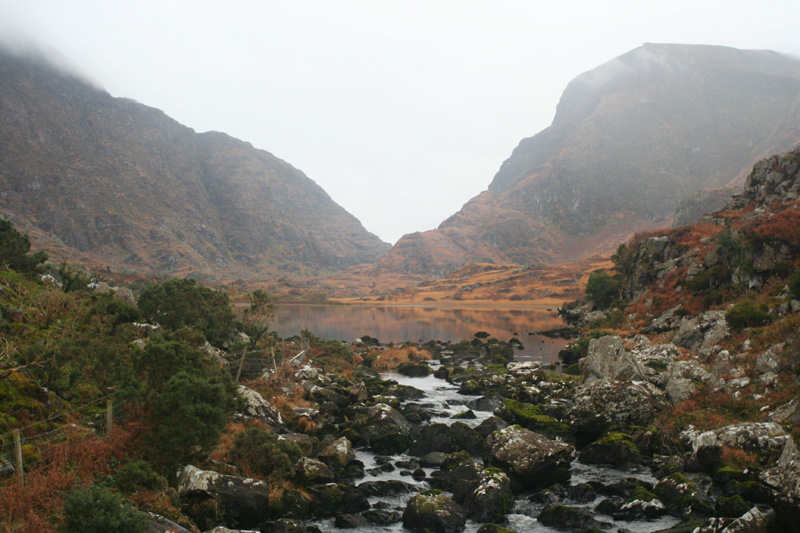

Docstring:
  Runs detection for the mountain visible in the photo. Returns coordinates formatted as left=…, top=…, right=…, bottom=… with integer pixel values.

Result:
left=0, top=49, right=390, bottom=279
left=380, top=43, right=800, bottom=277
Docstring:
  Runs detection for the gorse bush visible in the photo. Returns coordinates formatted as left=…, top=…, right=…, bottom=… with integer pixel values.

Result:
left=0, top=219, right=47, bottom=274
left=61, top=484, right=148, bottom=533
left=725, top=300, right=773, bottom=332
left=585, top=271, right=621, bottom=309
left=230, top=426, right=302, bottom=480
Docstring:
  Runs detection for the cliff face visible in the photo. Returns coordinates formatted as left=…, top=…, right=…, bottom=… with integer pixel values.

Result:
left=382, top=44, right=800, bottom=277
left=0, top=50, right=390, bottom=279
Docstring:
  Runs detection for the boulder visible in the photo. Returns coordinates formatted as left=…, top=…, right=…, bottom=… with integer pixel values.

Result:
left=357, top=479, right=418, bottom=497
left=653, top=472, right=714, bottom=518
left=177, top=465, right=269, bottom=528
left=459, top=467, right=513, bottom=523
left=467, top=394, right=504, bottom=412
left=483, top=426, right=573, bottom=490
left=316, top=436, right=356, bottom=468
left=672, top=311, right=729, bottom=352
left=408, top=423, right=455, bottom=456
left=397, top=362, right=432, bottom=377
left=580, top=335, right=648, bottom=383
left=682, top=422, right=788, bottom=471
left=578, top=432, right=641, bottom=467
left=403, top=490, right=467, bottom=533
left=664, top=360, right=722, bottom=405
left=429, top=451, right=482, bottom=493
left=538, top=504, right=610, bottom=530
left=761, top=437, right=800, bottom=526
left=566, top=379, right=669, bottom=445
left=294, top=457, right=334, bottom=484
left=260, top=519, right=322, bottom=533
left=306, top=483, right=369, bottom=518
left=237, top=385, right=286, bottom=433
left=755, top=344, right=783, bottom=374
left=360, top=403, right=415, bottom=454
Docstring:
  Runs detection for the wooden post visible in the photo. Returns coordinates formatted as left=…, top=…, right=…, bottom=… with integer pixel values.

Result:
left=106, top=399, right=113, bottom=436
left=12, top=429, right=24, bottom=486
left=235, top=351, right=246, bottom=382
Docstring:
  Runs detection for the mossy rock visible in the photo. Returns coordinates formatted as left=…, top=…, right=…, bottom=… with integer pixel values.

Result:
left=476, top=524, right=516, bottom=533
left=496, top=398, right=570, bottom=441
left=654, top=473, right=714, bottom=517
left=715, top=494, right=750, bottom=518
left=579, top=432, right=641, bottom=467
left=397, top=362, right=431, bottom=377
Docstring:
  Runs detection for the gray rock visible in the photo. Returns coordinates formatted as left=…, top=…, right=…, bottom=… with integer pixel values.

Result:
left=664, top=360, right=722, bottom=405
left=295, top=457, right=334, bottom=484
left=672, top=311, right=729, bottom=352
left=177, top=465, right=269, bottom=528
left=761, top=437, right=800, bottom=503
left=755, top=344, right=783, bottom=374
left=458, top=468, right=513, bottom=523
left=237, top=385, right=285, bottom=433
left=484, top=426, right=573, bottom=490
left=403, top=490, right=466, bottom=533
left=317, top=437, right=356, bottom=468
left=682, top=422, right=788, bottom=470
left=580, top=335, right=649, bottom=384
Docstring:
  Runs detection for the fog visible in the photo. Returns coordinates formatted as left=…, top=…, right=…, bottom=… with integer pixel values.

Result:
left=2, top=0, right=799, bottom=244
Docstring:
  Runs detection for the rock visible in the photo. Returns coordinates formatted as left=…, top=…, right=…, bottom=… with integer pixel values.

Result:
left=146, top=513, right=194, bottom=533
left=317, top=437, right=356, bottom=469
left=419, top=451, right=448, bottom=467
left=403, top=489, right=467, bottom=533
left=580, top=335, right=648, bottom=383
left=357, top=479, right=418, bottom=497
left=476, top=525, right=516, bottom=533
left=450, top=421, right=484, bottom=457
left=362, top=509, right=402, bottom=525
left=460, top=467, right=513, bottom=523
left=177, top=465, right=269, bottom=528
left=699, top=505, right=776, bottom=532
left=643, top=305, right=684, bottom=333
left=295, top=457, right=334, bottom=484
left=682, top=423, right=788, bottom=471
left=761, top=437, right=800, bottom=526
left=397, top=362, right=432, bottom=377
left=613, top=488, right=667, bottom=521
left=349, top=381, right=369, bottom=403
left=306, top=483, right=369, bottom=518
left=429, top=451, right=482, bottom=492
left=484, top=426, right=574, bottom=490
left=755, top=344, right=783, bottom=374
left=114, top=286, right=136, bottom=305
left=334, top=513, right=368, bottom=528
left=260, top=519, right=322, bottom=533
left=578, top=432, right=641, bottom=467
left=494, top=398, right=569, bottom=441
left=653, top=472, right=714, bottom=518
left=537, top=504, right=610, bottom=530
left=672, top=311, right=729, bottom=352
left=237, top=385, right=286, bottom=433
left=310, top=385, right=350, bottom=408
left=474, top=416, right=509, bottom=438
left=360, top=403, right=415, bottom=454
left=408, top=423, right=455, bottom=456
left=467, top=394, right=504, bottom=412
left=566, top=379, right=669, bottom=445
left=664, top=360, right=722, bottom=405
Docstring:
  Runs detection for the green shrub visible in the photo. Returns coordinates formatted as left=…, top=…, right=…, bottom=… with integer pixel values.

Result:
left=0, top=219, right=47, bottom=274
left=725, top=301, right=773, bottom=332
left=230, top=426, right=302, bottom=480
left=113, top=460, right=167, bottom=493
left=585, top=271, right=621, bottom=309
left=61, top=484, right=147, bottom=533
left=789, top=268, right=800, bottom=301
left=137, top=278, right=237, bottom=346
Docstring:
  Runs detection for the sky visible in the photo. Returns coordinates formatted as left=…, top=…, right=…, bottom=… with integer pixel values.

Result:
left=1, top=1, right=800, bottom=245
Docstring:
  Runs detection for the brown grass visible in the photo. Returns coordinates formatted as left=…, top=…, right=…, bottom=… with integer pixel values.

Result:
left=370, top=346, right=433, bottom=371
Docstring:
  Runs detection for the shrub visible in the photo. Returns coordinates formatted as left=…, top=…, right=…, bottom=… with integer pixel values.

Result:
left=113, top=460, right=167, bottom=494
left=725, top=301, right=773, bottom=332
left=230, top=426, right=302, bottom=480
left=0, top=219, right=48, bottom=273
left=585, top=271, right=620, bottom=309
left=789, top=268, right=800, bottom=301
left=61, top=484, right=147, bottom=533
left=137, top=278, right=237, bottom=346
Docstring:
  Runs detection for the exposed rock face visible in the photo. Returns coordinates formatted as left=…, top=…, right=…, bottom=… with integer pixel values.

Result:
left=177, top=465, right=270, bottom=528
left=682, top=423, right=788, bottom=471
left=376, top=43, right=800, bottom=276
left=761, top=437, right=800, bottom=523
left=580, top=335, right=648, bottom=383
left=483, top=425, right=574, bottom=490
left=0, top=49, right=390, bottom=279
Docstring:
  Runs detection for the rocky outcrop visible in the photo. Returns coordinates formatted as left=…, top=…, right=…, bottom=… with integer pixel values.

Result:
left=761, top=437, right=800, bottom=524
left=237, top=385, right=286, bottom=433
left=682, top=423, right=788, bottom=471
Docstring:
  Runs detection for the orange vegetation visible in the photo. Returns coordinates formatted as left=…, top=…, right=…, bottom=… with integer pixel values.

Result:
left=370, top=346, right=433, bottom=372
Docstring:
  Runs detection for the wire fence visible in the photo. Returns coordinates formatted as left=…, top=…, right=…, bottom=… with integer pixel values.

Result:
left=0, top=391, right=132, bottom=485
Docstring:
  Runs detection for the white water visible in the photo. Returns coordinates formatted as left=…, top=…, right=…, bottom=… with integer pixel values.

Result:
left=311, top=368, right=681, bottom=532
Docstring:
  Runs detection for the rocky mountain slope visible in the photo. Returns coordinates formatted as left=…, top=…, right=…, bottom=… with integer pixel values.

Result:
left=381, top=43, right=800, bottom=277
left=0, top=49, right=390, bottom=279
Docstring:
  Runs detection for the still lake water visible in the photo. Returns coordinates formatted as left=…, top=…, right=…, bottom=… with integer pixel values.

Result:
left=272, top=304, right=570, bottom=364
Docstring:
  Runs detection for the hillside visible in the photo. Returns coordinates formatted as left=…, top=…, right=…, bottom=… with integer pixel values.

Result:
left=0, top=49, right=390, bottom=280
left=378, top=43, right=800, bottom=277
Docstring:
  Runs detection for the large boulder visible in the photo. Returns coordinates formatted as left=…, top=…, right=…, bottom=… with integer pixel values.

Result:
left=578, top=432, right=641, bottom=467
left=580, top=336, right=648, bottom=383
left=403, top=490, right=467, bottom=533
left=237, top=385, right=286, bottom=433
left=360, top=403, right=415, bottom=454
left=316, top=436, right=356, bottom=469
left=408, top=423, right=455, bottom=456
left=565, top=379, right=669, bottom=445
left=664, top=360, right=722, bottom=405
left=459, top=468, right=513, bottom=523
left=177, top=465, right=269, bottom=528
left=483, top=426, right=573, bottom=491
left=306, top=483, right=369, bottom=518
left=294, top=457, right=334, bottom=484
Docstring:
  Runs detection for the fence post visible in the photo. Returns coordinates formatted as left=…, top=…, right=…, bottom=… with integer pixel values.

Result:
left=12, top=429, right=24, bottom=486
left=106, top=398, right=113, bottom=436
left=235, top=351, right=246, bottom=382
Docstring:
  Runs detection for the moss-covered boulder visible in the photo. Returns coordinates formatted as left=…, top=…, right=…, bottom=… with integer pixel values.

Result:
left=459, top=468, right=514, bottom=523
left=403, top=489, right=467, bottom=533
left=653, top=472, right=714, bottom=518
left=495, top=398, right=570, bottom=441
left=578, top=432, right=641, bottom=467
left=484, top=426, right=574, bottom=491
left=408, top=423, right=455, bottom=456
left=538, top=504, right=610, bottom=530
left=306, top=483, right=369, bottom=518
left=397, top=362, right=432, bottom=377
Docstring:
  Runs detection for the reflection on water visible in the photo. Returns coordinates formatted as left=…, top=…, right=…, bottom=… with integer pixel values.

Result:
left=273, top=304, right=569, bottom=364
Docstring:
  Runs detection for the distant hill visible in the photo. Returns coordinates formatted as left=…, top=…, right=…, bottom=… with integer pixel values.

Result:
left=379, top=43, right=800, bottom=277
left=0, top=49, right=390, bottom=280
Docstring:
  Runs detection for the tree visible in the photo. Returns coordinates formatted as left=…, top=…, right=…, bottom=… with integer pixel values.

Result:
left=137, top=278, right=237, bottom=346
left=61, top=484, right=147, bottom=533
left=0, top=219, right=47, bottom=273
left=241, top=289, right=273, bottom=343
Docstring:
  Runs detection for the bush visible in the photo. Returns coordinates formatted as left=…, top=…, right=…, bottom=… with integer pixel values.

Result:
left=113, top=460, right=166, bottom=494
left=0, top=219, right=47, bottom=273
left=725, top=301, right=773, bottom=332
left=137, top=278, right=237, bottom=346
left=147, top=371, right=238, bottom=472
left=230, top=426, right=302, bottom=480
left=61, top=484, right=147, bottom=533
left=789, top=268, right=800, bottom=301
left=585, top=271, right=620, bottom=309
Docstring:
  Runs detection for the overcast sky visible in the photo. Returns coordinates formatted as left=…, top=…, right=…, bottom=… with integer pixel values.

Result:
left=2, top=1, right=800, bottom=244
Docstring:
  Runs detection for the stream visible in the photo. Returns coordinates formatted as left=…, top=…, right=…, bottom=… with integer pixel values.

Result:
left=311, top=368, right=681, bottom=533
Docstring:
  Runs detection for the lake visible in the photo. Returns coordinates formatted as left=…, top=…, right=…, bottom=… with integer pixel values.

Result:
left=272, top=303, right=570, bottom=364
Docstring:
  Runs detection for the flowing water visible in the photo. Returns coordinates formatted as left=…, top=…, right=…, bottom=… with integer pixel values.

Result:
left=311, top=369, right=680, bottom=533
left=273, top=304, right=569, bottom=364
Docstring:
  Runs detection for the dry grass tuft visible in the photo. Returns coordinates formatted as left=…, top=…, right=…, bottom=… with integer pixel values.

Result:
left=371, top=346, right=433, bottom=371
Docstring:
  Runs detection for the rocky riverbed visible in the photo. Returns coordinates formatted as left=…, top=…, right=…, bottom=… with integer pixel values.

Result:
left=159, top=332, right=800, bottom=533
